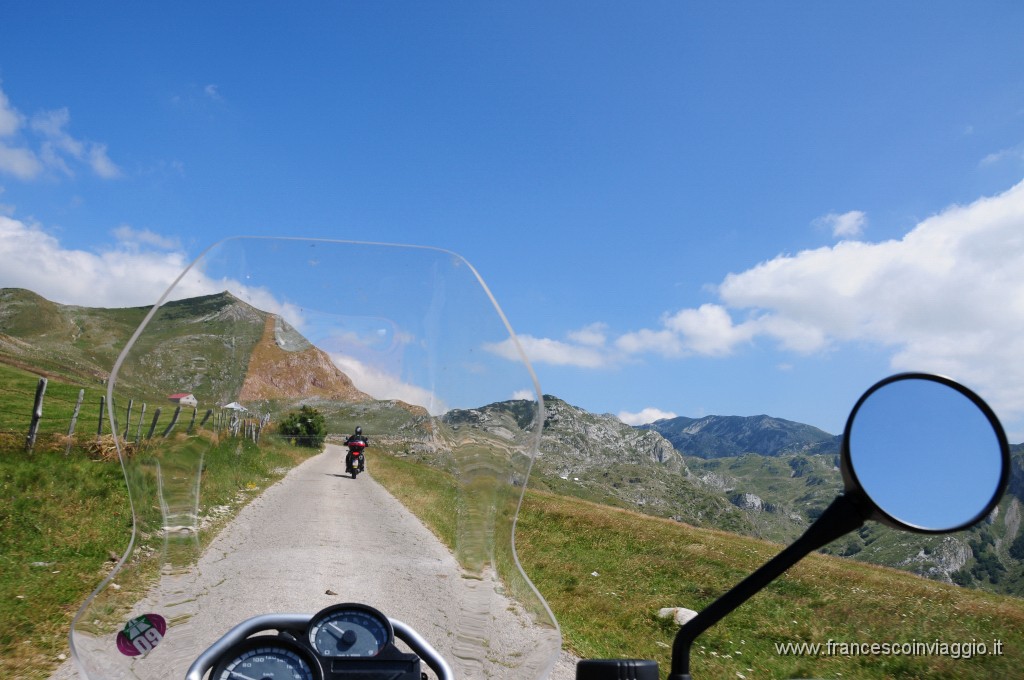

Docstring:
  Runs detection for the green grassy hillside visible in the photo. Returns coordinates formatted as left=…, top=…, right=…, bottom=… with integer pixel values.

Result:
left=688, top=450, right=1024, bottom=598
left=0, top=288, right=147, bottom=385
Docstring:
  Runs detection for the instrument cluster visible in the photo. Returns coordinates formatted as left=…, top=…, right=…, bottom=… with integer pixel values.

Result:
left=210, top=603, right=421, bottom=680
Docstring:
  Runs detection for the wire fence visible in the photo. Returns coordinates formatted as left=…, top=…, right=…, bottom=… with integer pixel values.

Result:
left=0, top=378, right=270, bottom=455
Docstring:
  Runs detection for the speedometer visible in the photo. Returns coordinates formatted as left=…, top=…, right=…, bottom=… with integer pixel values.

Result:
left=308, top=603, right=393, bottom=658
left=212, top=639, right=318, bottom=680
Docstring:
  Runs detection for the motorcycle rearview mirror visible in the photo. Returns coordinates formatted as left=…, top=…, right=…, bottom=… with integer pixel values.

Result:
left=577, top=374, right=1011, bottom=680
left=841, top=373, right=1010, bottom=533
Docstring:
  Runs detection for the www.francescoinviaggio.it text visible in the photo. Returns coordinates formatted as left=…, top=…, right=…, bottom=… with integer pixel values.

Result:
left=774, top=638, right=1003, bottom=659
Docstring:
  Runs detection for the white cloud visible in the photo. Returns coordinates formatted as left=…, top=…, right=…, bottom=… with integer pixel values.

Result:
left=512, top=389, right=536, bottom=401
left=664, top=304, right=759, bottom=356
left=0, top=215, right=193, bottom=307
left=113, top=224, right=182, bottom=251
left=485, top=332, right=612, bottom=369
left=329, top=352, right=445, bottom=415
left=980, top=144, right=1024, bottom=167
left=32, top=109, right=82, bottom=157
left=814, top=210, right=867, bottom=239
left=615, top=327, right=682, bottom=357
left=0, top=85, right=120, bottom=180
left=617, top=407, right=678, bottom=426
left=0, top=87, right=23, bottom=137
left=0, top=144, right=43, bottom=180
left=0, top=216, right=302, bottom=322
left=751, top=314, right=828, bottom=354
left=614, top=304, right=759, bottom=358
left=567, top=323, right=608, bottom=347
left=31, top=107, right=121, bottom=179
left=713, top=179, right=1024, bottom=421
left=0, top=88, right=43, bottom=179
left=87, top=143, right=120, bottom=178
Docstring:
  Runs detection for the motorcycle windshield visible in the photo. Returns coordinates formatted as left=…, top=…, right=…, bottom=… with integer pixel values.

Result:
left=69, top=237, right=561, bottom=679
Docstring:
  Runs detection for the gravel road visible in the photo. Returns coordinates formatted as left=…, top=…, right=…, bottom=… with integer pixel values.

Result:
left=53, top=444, right=576, bottom=679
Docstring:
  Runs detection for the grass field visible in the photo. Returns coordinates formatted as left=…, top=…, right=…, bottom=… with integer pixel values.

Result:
left=371, top=450, right=1024, bottom=680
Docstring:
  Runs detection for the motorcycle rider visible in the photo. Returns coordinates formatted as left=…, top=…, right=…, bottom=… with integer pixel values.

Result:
left=344, top=426, right=369, bottom=473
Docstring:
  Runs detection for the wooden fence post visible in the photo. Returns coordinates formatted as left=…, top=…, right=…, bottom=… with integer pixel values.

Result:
left=65, top=388, right=85, bottom=455
left=162, top=405, right=182, bottom=438
left=123, top=399, right=134, bottom=439
left=186, top=407, right=198, bottom=434
left=199, top=409, right=213, bottom=430
left=147, top=408, right=162, bottom=439
left=24, top=377, right=47, bottom=452
left=97, top=396, right=105, bottom=437
left=135, top=403, right=147, bottom=445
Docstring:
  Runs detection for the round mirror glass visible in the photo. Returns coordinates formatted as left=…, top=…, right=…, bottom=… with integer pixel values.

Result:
left=845, top=375, right=1009, bottom=532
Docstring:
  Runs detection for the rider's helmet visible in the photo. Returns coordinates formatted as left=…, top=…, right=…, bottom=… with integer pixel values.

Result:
left=355, top=426, right=363, bottom=436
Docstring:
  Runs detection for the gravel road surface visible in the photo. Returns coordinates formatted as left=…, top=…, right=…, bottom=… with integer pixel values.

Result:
left=53, top=444, right=576, bottom=679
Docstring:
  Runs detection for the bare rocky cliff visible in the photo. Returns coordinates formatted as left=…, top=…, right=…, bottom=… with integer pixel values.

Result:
left=239, top=316, right=373, bottom=403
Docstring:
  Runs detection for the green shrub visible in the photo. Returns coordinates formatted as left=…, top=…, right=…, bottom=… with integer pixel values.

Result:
left=278, top=405, right=327, bottom=449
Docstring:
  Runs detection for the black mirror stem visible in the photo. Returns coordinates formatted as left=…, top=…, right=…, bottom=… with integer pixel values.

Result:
left=668, top=492, right=871, bottom=680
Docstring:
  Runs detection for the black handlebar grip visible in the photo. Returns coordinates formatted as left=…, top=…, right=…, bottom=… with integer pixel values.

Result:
left=576, top=659, right=660, bottom=680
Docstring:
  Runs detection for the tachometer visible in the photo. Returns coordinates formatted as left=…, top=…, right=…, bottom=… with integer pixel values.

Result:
left=308, top=603, right=393, bottom=658
left=212, top=639, right=318, bottom=680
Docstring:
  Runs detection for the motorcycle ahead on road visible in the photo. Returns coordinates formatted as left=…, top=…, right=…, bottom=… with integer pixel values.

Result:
left=345, top=440, right=366, bottom=479
left=68, top=237, right=1010, bottom=679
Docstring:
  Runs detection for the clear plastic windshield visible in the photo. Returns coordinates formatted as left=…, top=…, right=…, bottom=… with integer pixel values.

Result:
left=69, top=237, right=561, bottom=679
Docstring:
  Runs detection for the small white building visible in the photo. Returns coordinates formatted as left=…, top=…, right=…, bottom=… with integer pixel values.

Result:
left=168, top=392, right=198, bottom=407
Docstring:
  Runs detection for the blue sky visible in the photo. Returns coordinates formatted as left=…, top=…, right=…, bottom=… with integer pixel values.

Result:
left=2, top=3, right=1024, bottom=438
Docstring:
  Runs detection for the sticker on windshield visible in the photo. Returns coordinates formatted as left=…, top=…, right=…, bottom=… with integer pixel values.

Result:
left=116, top=613, right=167, bottom=657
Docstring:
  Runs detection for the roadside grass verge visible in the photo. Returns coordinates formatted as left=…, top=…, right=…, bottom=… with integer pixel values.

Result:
left=0, top=436, right=317, bottom=680
left=370, top=446, right=457, bottom=549
left=372, top=450, right=1024, bottom=679
left=0, top=447, right=129, bottom=678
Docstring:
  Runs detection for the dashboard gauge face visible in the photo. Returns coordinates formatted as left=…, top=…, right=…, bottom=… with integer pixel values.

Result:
left=308, top=604, right=392, bottom=658
left=215, top=643, right=316, bottom=680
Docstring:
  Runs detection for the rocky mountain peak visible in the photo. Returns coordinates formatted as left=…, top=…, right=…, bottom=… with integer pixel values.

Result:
left=238, top=315, right=372, bottom=403
left=642, top=412, right=839, bottom=458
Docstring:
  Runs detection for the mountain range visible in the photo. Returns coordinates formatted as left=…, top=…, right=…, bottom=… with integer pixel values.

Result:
left=1, top=287, right=1021, bottom=597
left=640, top=413, right=839, bottom=458
left=454, top=395, right=1024, bottom=597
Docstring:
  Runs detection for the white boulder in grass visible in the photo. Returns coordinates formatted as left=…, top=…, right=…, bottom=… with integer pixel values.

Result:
left=658, top=607, right=698, bottom=626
